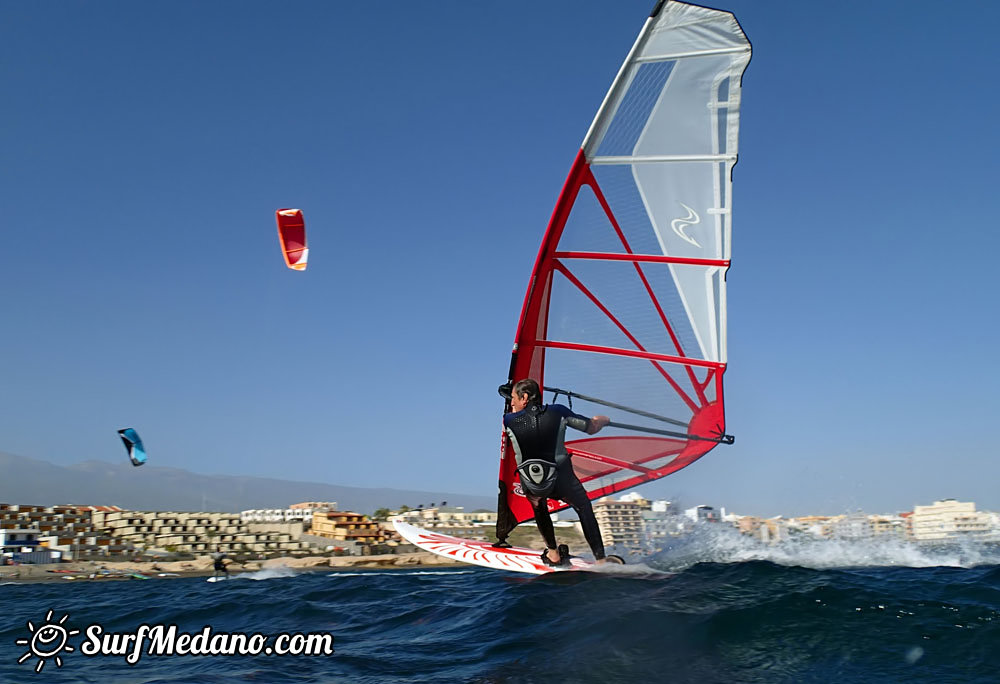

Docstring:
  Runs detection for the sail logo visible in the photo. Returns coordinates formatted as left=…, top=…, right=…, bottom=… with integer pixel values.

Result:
left=16, top=609, right=79, bottom=673
left=14, top=609, right=336, bottom=671
left=670, top=203, right=701, bottom=248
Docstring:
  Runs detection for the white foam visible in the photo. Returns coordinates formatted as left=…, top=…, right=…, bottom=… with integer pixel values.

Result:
left=647, top=522, right=1000, bottom=571
left=580, top=562, right=670, bottom=577
left=241, top=566, right=298, bottom=580
left=327, top=569, right=477, bottom=577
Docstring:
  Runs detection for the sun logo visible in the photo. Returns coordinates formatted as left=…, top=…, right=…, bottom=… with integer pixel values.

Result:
left=15, top=609, right=79, bottom=673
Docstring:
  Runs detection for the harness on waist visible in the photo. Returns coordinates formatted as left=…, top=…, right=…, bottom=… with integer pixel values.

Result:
left=505, top=404, right=573, bottom=498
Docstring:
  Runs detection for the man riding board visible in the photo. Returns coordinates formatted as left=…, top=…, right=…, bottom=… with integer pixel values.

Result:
left=502, top=378, right=622, bottom=566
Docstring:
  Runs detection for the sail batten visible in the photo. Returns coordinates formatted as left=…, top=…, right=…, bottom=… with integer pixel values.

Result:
left=496, top=1, right=750, bottom=540
left=591, top=154, right=737, bottom=164
left=635, top=46, right=751, bottom=62
left=553, top=252, right=730, bottom=267
left=533, top=341, right=725, bottom=370
left=569, top=449, right=657, bottom=474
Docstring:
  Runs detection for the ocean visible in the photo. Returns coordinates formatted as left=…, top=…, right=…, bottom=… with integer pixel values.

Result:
left=3, top=529, right=1000, bottom=683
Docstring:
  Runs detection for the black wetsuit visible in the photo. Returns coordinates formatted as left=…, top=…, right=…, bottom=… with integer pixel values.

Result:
left=503, top=403, right=606, bottom=560
left=213, top=554, right=228, bottom=576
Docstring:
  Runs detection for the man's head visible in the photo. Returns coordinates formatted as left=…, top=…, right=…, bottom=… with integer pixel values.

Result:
left=511, top=378, right=542, bottom=411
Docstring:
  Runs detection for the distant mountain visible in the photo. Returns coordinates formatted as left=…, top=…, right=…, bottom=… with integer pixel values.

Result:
left=0, top=451, right=495, bottom=514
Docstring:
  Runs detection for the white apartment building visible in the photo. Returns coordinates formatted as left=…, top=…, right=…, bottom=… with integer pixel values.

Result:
left=831, top=513, right=873, bottom=540
left=910, top=499, right=993, bottom=542
left=868, top=514, right=908, bottom=538
left=651, top=499, right=678, bottom=514
left=684, top=505, right=719, bottom=524
left=594, top=498, right=644, bottom=550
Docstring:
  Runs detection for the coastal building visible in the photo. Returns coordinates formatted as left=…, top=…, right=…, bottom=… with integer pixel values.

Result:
left=1, top=503, right=135, bottom=561
left=735, top=515, right=763, bottom=538
left=619, top=492, right=653, bottom=510
left=246, top=520, right=305, bottom=541
left=0, top=528, right=40, bottom=547
left=787, top=515, right=838, bottom=539
left=900, top=511, right=914, bottom=539
left=0, top=528, right=54, bottom=563
left=75, top=505, right=127, bottom=514
left=652, top=499, right=678, bottom=514
left=761, top=518, right=788, bottom=543
left=434, top=507, right=498, bottom=526
left=989, top=512, right=1000, bottom=538
left=289, top=501, right=337, bottom=511
left=240, top=508, right=318, bottom=525
left=869, top=515, right=907, bottom=539
left=640, top=500, right=685, bottom=547
left=91, top=510, right=312, bottom=556
left=684, top=505, right=720, bottom=524
left=391, top=507, right=498, bottom=540
left=734, top=516, right=788, bottom=543
left=910, top=499, right=993, bottom=542
left=593, top=497, right=644, bottom=550
left=831, top=513, right=873, bottom=541
left=311, top=511, right=386, bottom=547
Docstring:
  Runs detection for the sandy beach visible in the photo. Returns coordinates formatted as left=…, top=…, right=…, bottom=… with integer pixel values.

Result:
left=0, top=552, right=463, bottom=584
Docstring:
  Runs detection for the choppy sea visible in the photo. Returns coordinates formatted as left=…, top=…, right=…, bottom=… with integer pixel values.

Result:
left=3, top=528, right=1000, bottom=683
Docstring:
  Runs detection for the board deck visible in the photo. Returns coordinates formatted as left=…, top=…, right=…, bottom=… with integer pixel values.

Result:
left=393, top=520, right=594, bottom=575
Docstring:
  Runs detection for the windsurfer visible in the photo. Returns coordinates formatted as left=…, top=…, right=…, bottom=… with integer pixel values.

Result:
left=503, top=378, right=613, bottom=566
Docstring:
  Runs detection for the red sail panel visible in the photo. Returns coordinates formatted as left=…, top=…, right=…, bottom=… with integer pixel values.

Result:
left=497, top=151, right=729, bottom=532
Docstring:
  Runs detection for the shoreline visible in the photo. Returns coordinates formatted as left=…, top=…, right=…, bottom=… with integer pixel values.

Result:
left=0, top=552, right=464, bottom=584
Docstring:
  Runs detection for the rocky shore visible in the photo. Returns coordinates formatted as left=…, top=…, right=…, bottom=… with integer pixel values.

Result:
left=0, top=552, right=463, bottom=584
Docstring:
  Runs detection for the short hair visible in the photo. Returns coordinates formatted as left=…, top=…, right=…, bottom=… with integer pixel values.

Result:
left=512, top=378, right=542, bottom=405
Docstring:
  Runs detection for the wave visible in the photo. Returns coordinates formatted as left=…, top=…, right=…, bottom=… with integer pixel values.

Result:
left=240, top=566, right=299, bottom=580
left=644, top=522, right=1000, bottom=572
left=2, top=561, right=999, bottom=683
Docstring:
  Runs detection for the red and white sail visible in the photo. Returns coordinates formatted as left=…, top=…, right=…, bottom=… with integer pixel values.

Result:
left=497, top=1, right=751, bottom=538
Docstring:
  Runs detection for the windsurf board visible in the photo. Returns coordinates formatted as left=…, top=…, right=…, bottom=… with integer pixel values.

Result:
left=393, top=519, right=597, bottom=575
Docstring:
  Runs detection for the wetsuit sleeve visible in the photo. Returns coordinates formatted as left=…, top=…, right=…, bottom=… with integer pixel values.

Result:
left=550, top=404, right=591, bottom=433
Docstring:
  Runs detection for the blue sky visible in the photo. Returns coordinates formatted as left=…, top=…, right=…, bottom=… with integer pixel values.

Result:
left=1, top=1, right=997, bottom=517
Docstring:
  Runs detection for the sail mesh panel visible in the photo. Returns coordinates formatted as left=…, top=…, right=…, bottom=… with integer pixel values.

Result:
left=595, top=61, right=675, bottom=158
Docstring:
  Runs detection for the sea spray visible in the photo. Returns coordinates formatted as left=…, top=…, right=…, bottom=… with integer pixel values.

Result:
left=241, top=566, right=298, bottom=581
left=645, top=520, right=1000, bottom=572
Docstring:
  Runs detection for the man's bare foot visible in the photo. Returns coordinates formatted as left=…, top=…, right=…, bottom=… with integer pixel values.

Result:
left=545, top=548, right=561, bottom=564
